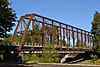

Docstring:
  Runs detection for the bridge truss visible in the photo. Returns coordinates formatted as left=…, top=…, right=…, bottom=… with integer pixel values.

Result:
left=11, top=13, right=93, bottom=51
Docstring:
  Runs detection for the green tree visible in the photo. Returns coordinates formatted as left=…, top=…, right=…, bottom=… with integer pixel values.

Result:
left=39, top=44, right=60, bottom=63
left=91, top=11, right=100, bottom=57
left=0, top=0, right=16, bottom=38
left=2, top=34, right=12, bottom=45
left=34, top=24, right=42, bottom=45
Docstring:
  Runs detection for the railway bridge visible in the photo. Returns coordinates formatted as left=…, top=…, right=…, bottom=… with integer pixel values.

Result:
left=0, top=13, right=94, bottom=62
left=11, top=13, right=93, bottom=52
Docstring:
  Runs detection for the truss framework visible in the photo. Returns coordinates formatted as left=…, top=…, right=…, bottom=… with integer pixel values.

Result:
left=11, top=13, right=93, bottom=50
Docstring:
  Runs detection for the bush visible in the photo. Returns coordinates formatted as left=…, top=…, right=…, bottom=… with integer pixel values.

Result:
left=39, top=46, right=60, bottom=63
left=24, top=54, right=39, bottom=63
left=24, top=44, right=60, bottom=63
left=96, top=59, right=100, bottom=64
left=91, top=55, right=98, bottom=64
left=24, top=47, right=60, bottom=63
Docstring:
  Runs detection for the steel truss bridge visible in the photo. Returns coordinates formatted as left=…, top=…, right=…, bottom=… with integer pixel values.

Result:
left=1, top=13, right=93, bottom=53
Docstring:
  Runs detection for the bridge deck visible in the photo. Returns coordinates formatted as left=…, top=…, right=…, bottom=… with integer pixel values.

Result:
left=0, top=45, right=93, bottom=54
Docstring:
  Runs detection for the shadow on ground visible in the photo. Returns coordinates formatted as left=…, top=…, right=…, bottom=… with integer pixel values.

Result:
left=65, top=53, right=92, bottom=64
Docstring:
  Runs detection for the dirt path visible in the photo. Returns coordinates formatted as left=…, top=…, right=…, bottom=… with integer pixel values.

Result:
left=0, top=63, right=100, bottom=67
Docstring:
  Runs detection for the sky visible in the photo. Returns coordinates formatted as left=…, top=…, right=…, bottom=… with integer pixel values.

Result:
left=9, top=0, right=100, bottom=32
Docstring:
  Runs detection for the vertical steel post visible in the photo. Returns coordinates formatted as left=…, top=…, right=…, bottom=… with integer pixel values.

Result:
left=84, top=31, right=86, bottom=48
left=77, top=28, right=79, bottom=40
left=42, top=18, right=45, bottom=48
left=66, top=25, right=69, bottom=49
left=57, top=26, right=59, bottom=45
left=81, top=30, right=83, bottom=43
left=60, top=23, right=62, bottom=50
left=76, top=28, right=79, bottom=49
left=88, top=32, right=90, bottom=48
left=52, top=21, right=54, bottom=48
left=68, top=29, right=70, bottom=47
left=90, top=34, right=92, bottom=48
left=80, top=30, right=83, bottom=48
left=72, top=27, right=75, bottom=47
left=63, top=28, right=65, bottom=46
left=84, top=31, right=86, bottom=43
left=32, top=20, right=34, bottom=47
left=66, top=25, right=68, bottom=40
left=50, top=25, right=52, bottom=43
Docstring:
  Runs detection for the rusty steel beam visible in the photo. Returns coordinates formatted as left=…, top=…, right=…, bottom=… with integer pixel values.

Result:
left=30, top=18, right=91, bottom=34
left=66, top=25, right=69, bottom=49
left=84, top=31, right=86, bottom=43
left=77, top=28, right=79, bottom=40
left=11, top=13, right=93, bottom=51
left=60, top=23, right=62, bottom=50
left=50, top=25, right=52, bottom=43
left=88, top=32, right=90, bottom=47
left=24, top=13, right=90, bottom=33
left=32, top=20, right=34, bottom=46
left=66, top=25, right=68, bottom=39
left=11, top=17, right=22, bottom=43
left=19, top=15, right=34, bottom=50
left=51, top=21, right=54, bottom=47
left=42, top=18, right=45, bottom=48
left=68, top=29, right=71, bottom=46
left=57, top=26, right=59, bottom=45
left=72, top=27, right=75, bottom=47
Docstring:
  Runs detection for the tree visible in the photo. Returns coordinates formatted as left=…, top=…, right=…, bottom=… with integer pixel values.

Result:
left=39, top=44, right=60, bottom=63
left=91, top=11, right=100, bottom=56
left=0, top=0, right=16, bottom=38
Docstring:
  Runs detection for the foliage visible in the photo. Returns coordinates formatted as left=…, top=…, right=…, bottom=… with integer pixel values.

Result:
left=24, top=33, right=32, bottom=45
left=34, top=24, right=42, bottom=45
left=23, top=44, right=60, bottom=63
left=91, top=55, right=98, bottom=64
left=96, top=59, right=100, bottom=64
left=24, top=54, right=39, bottom=63
left=0, top=0, right=17, bottom=38
left=0, top=54, right=3, bottom=61
left=91, top=11, right=100, bottom=56
left=90, top=55, right=100, bottom=64
left=1, top=34, right=13, bottom=45
left=39, top=44, right=60, bottom=63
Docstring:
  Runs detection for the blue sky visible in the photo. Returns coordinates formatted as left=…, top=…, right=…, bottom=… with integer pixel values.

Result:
left=9, top=0, right=100, bottom=32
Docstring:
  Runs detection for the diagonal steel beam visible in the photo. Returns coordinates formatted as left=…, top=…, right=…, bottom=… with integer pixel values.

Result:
left=11, top=17, right=23, bottom=43
left=19, top=15, right=34, bottom=50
